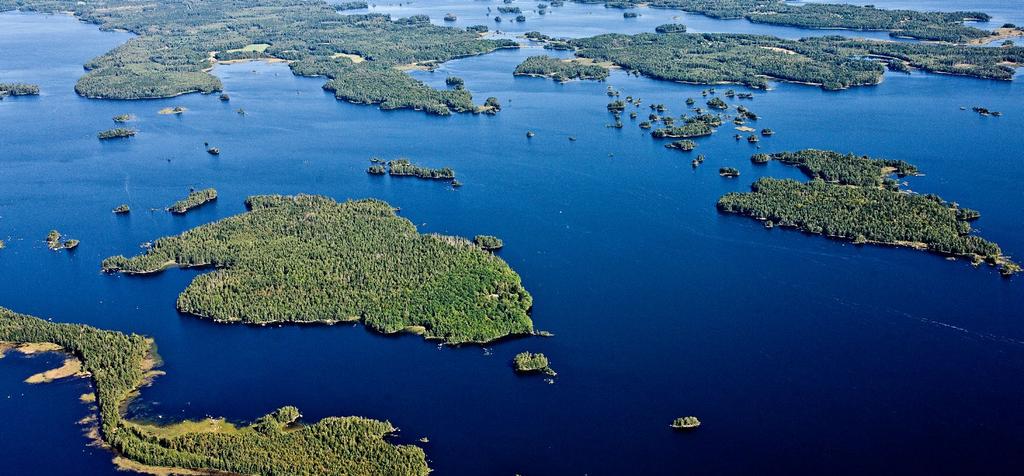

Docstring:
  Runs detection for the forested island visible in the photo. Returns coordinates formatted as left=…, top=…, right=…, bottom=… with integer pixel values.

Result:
left=97, top=128, right=136, bottom=140
left=573, top=0, right=996, bottom=42
left=314, top=61, right=480, bottom=116
left=0, top=83, right=40, bottom=96
left=514, top=351, right=555, bottom=376
left=0, top=307, right=430, bottom=475
left=387, top=159, right=456, bottom=181
left=665, top=139, right=697, bottom=152
left=514, top=55, right=610, bottom=82
left=167, top=188, right=218, bottom=214
left=651, top=115, right=719, bottom=139
left=101, top=195, right=534, bottom=344
left=757, top=149, right=919, bottom=188
left=717, top=178, right=1019, bottom=276
left=565, top=32, right=1024, bottom=90
left=0, top=0, right=516, bottom=114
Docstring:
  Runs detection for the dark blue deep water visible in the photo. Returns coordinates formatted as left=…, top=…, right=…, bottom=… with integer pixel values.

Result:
left=1, top=2, right=1023, bottom=475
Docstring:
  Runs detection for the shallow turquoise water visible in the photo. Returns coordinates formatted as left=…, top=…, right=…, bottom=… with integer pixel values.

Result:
left=1, top=2, right=1024, bottom=475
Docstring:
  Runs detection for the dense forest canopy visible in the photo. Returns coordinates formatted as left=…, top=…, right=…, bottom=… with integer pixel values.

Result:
left=514, top=351, right=555, bottom=375
left=575, top=0, right=994, bottom=42
left=102, top=195, right=534, bottom=344
left=0, top=307, right=429, bottom=475
left=1, top=0, right=1015, bottom=105
left=96, top=127, right=136, bottom=139
left=514, top=55, right=610, bottom=81
left=0, top=82, right=40, bottom=95
left=568, top=32, right=1024, bottom=90
left=387, top=159, right=457, bottom=180
left=717, top=178, right=1019, bottom=276
left=0, top=0, right=514, bottom=113
left=760, top=149, right=919, bottom=188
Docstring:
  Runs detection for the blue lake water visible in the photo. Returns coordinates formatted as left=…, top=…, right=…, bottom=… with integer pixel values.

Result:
left=2, top=2, right=1024, bottom=475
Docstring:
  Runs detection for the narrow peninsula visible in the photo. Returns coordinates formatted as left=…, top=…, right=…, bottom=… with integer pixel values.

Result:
left=167, top=188, right=217, bottom=214
left=474, top=235, right=504, bottom=251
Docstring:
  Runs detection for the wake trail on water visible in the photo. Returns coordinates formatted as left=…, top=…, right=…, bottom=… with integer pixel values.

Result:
left=829, top=295, right=1024, bottom=347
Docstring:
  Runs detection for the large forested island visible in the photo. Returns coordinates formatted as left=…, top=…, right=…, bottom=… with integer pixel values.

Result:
left=101, top=195, right=534, bottom=343
left=0, top=307, right=429, bottom=475
left=0, top=0, right=515, bottom=114
left=720, top=149, right=1016, bottom=275
left=565, top=32, right=1024, bottom=90
left=575, top=0, right=995, bottom=42
left=717, top=178, right=1019, bottom=276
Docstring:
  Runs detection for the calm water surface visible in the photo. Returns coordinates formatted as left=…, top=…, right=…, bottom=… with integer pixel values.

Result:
left=1, top=3, right=1023, bottom=475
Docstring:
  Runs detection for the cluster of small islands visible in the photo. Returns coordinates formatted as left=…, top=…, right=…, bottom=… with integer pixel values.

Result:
left=1, top=0, right=1022, bottom=474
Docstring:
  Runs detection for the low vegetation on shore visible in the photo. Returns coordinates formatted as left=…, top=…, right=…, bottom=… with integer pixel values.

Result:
left=45, top=230, right=79, bottom=251
left=0, top=307, right=430, bottom=475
